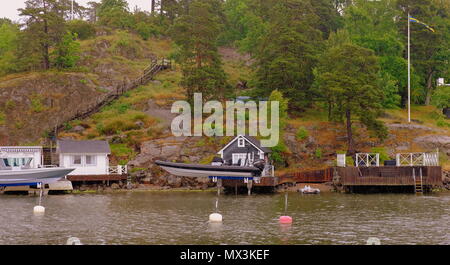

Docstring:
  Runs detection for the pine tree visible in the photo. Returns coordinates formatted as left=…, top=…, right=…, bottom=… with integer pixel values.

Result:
left=18, top=0, right=67, bottom=70
left=314, top=43, right=387, bottom=154
left=170, top=0, right=230, bottom=103
left=253, top=0, right=323, bottom=110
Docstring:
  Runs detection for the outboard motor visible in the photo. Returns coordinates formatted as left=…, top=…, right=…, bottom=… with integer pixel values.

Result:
left=211, top=156, right=224, bottom=166
left=253, top=159, right=266, bottom=171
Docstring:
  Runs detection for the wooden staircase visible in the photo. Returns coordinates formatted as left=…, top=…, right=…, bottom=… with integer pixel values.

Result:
left=56, top=57, right=172, bottom=131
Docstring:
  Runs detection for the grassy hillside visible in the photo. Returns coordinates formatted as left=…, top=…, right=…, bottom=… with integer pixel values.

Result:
left=1, top=30, right=448, bottom=171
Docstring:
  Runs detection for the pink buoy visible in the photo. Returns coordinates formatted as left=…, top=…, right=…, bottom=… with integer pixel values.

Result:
left=279, top=216, right=293, bottom=224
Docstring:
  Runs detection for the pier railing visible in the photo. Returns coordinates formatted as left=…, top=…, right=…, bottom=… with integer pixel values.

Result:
left=108, top=165, right=128, bottom=175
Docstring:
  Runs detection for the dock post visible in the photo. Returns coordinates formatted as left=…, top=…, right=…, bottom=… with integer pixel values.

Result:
left=217, top=179, right=222, bottom=195
left=247, top=180, right=253, bottom=195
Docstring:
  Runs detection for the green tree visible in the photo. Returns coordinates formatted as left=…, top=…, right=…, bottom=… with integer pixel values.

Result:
left=51, top=31, right=80, bottom=69
left=18, top=0, right=67, bottom=70
left=397, top=0, right=450, bottom=105
left=268, top=90, right=289, bottom=167
left=67, top=19, right=96, bottom=40
left=98, top=0, right=133, bottom=29
left=170, top=0, right=230, bottom=102
left=253, top=0, right=323, bottom=110
left=314, top=43, right=387, bottom=154
left=343, top=0, right=409, bottom=108
left=0, top=20, right=19, bottom=76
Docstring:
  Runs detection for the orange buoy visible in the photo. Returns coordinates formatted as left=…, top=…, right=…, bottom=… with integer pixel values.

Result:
left=279, top=216, right=293, bottom=224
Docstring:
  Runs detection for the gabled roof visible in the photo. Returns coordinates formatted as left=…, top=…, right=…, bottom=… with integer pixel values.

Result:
left=57, top=139, right=111, bottom=154
left=217, top=135, right=272, bottom=155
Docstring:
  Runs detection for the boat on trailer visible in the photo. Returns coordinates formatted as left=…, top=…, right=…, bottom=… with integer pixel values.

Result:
left=0, top=157, right=74, bottom=187
left=155, top=160, right=264, bottom=178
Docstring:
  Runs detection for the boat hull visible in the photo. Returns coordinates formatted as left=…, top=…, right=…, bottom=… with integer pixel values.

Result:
left=0, top=168, right=75, bottom=186
left=156, top=160, right=260, bottom=178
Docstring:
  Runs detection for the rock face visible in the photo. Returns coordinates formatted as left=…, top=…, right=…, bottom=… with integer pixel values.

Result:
left=128, top=136, right=217, bottom=189
left=414, top=135, right=450, bottom=156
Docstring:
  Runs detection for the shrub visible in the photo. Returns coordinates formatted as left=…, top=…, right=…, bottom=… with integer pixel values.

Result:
left=296, top=126, right=308, bottom=140
left=67, top=20, right=96, bottom=40
left=346, top=156, right=354, bottom=166
left=315, top=148, right=322, bottom=159
left=371, top=147, right=390, bottom=164
left=0, top=111, right=5, bottom=125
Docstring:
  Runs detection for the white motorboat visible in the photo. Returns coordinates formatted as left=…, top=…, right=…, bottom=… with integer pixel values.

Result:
left=0, top=157, right=74, bottom=187
left=299, top=185, right=320, bottom=194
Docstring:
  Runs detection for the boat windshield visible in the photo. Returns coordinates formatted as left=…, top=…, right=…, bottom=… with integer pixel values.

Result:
left=2, top=158, right=33, bottom=167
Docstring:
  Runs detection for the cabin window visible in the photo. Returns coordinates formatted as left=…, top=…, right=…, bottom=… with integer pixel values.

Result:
left=238, top=138, right=245, bottom=147
left=72, top=155, right=82, bottom=165
left=85, top=155, right=96, bottom=166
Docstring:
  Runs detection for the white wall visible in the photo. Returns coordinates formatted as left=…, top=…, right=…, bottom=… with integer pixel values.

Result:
left=0, top=147, right=43, bottom=168
left=60, top=153, right=109, bottom=175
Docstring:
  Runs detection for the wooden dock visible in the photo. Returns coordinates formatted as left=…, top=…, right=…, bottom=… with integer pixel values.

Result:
left=335, top=166, right=442, bottom=186
left=67, top=174, right=128, bottom=182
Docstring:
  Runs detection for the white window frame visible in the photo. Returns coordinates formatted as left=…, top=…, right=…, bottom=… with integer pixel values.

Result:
left=232, top=153, right=248, bottom=166
left=85, top=155, right=97, bottom=166
left=238, top=138, right=245, bottom=147
left=71, top=155, right=82, bottom=166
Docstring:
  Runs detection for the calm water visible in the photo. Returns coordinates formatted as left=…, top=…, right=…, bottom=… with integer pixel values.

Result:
left=0, top=191, right=449, bottom=245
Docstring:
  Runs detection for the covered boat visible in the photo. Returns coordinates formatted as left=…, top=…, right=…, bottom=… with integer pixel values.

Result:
left=155, top=160, right=264, bottom=178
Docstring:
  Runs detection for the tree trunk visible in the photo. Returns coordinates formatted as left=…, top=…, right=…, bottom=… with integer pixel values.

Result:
left=424, top=70, right=434, bottom=105
left=345, top=108, right=355, bottom=155
left=151, top=0, right=155, bottom=13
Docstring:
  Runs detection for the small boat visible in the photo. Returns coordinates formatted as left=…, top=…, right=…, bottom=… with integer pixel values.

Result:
left=155, top=159, right=265, bottom=178
left=0, top=157, right=74, bottom=186
left=299, top=185, right=320, bottom=194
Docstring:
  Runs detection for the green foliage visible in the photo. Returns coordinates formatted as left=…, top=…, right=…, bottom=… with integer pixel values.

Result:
left=432, top=85, right=450, bottom=109
left=315, top=148, right=323, bottom=159
left=110, top=143, right=135, bottom=157
left=67, top=20, right=96, bottom=40
left=270, top=140, right=287, bottom=167
left=0, top=111, right=5, bottom=125
left=314, top=42, right=387, bottom=153
left=135, top=22, right=160, bottom=40
left=371, top=147, right=390, bottom=163
left=0, top=21, right=19, bottom=76
left=51, top=31, right=80, bottom=69
left=98, top=0, right=133, bottom=29
left=346, top=155, right=354, bottom=166
left=30, top=95, right=46, bottom=113
left=253, top=0, right=323, bottom=109
left=170, top=0, right=231, bottom=102
left=296, top=126, right=309, bottom=140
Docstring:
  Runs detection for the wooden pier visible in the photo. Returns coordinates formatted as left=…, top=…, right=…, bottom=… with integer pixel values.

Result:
left=335, top=166, right=442, bottom=186
left=218, top=165, right=442, bottom=194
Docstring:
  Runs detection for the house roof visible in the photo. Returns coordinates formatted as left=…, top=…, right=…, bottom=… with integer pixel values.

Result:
left=217, top=135, right=272, bottom=155
left=57, top=139, right=111, bottom=154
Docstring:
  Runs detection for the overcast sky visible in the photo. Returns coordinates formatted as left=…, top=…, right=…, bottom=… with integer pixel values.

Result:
left=1, top=0, right=152, bottom=22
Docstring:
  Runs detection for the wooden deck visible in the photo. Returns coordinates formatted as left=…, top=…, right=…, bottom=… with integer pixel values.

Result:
left=336, top=166, right=442, bottom=186
left=278, top=168, right=333, bottom=184
left=67, top=174, right=128, bottom=182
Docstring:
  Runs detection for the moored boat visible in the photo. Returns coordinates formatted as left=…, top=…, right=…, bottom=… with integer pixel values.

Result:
left=0, top=157, right=74, bottom=186
left=155, top=160, right=264, bottom=178
left=299, top=185, right=320, bottom=194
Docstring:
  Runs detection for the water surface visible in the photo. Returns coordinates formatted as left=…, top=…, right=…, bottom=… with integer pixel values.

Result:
left=0, top=191, right=449, bottom=245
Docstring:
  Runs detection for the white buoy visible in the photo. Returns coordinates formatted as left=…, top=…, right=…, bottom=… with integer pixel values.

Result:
left=209, top=213, right=223, bottom=222
left=33, top=205, right=45, bottom=214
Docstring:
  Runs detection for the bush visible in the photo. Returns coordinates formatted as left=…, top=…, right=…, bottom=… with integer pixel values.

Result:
left=346, top=156, right=354, bottom=166
left=0, top=111, right=5, bottom=125
left=296, top=126, right=308, bottom=140
left=135, top=22, right=159, bottom=40
left=371, top=147, right=390, bottom=164
left=67, top=20, right=96, bottom=40
left=315, top=148, right=322, bottom=159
